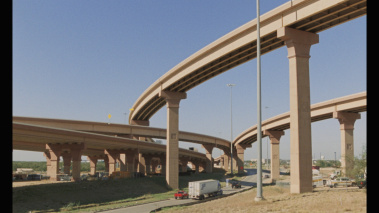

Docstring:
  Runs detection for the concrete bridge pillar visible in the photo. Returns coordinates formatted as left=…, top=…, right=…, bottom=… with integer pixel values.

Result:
left=87, top=156, right=99, bottom=175
left=277, top=26, right=319, bottom=194
left=142, top=154, right=153, bottom=175
left=190, top=159, right=200, bottom=174
left=232, top=146, right=238, bottom=172
left=151, top=158, right=159, bottom=173
left=201, top=144, right=215, bottom=173
left=125, top=149, right=138, bottom=173
left=104, top=155, right=109, bottom=173
left=180, top=157, right=189, bottom=172
left=159, top=90, right=187, bottom=189
left=61, top=151, right=71, bottom=175
left=137, top=153, right=146, bottom=174
left=236, top=144, right=251, bottom=174
left=45, top=144, right=62, bottom=181
left=199, top=160, right=206, bottom=172
left=70, top=143, right=85, bottom=182
left=219, top=155, right=224, bottom=168
left=43, top=151, right=52, bottom=179
left=119, top=153, right=128, bottom=172
left=105, top=149, right=120, bottom=175
left=158, top=154, right=166, bottom=175
left=333, top=111, right=361, bottom=176
left=221, top=148, right=230, bottom=172
left=264, top=130, right=285, bottom=183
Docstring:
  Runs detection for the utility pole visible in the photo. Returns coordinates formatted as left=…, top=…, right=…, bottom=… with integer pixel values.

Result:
left=255, top=0, right=264, bottom=201
left=227, top=83, right=236, bottom=175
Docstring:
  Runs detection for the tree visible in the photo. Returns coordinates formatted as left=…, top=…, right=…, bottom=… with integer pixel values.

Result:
left=345, top=145, right=366, bottom=179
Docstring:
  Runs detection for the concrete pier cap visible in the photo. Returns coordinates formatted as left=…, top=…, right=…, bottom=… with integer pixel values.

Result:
left=277, top=27, right=319, bottom=58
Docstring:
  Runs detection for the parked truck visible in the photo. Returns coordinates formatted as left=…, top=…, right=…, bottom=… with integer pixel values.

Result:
left=312, top=175, right=324, bottom=188
left=188, top=179, right=223, bottom=200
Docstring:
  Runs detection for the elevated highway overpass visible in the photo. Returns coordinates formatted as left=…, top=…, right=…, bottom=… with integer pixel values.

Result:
left=13, top=121, right=210, bottom=181
left=12, top=116, right=231, bottom=152
left=233, top=92, right=366, bottom=146
left=128, top=0, right=366, bottom=123
left=233, top=92, right=366, bottom=185
left=126, top=0, right=366, bottom=192
left=13, top=0, right=366, bottom=193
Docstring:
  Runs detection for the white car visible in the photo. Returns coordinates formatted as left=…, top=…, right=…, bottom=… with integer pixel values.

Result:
left=327, top=177, right=356, bottom=188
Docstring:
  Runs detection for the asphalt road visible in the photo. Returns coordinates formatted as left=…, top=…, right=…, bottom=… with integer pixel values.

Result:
left=101, top=169, right=271, bottom=213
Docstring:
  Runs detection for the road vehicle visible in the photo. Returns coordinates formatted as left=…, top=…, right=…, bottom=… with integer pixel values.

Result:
left=26, top=174, right=42, bottom=181
left=356, top=179, right=366, bottom=189
left=330, top=170, right=341, bottom=180
left=231, top=180, right=241, bottom=188
left=58, top=174, right=72, bottom=181
left=80, top=174, right=89, bottom=181
left=188, top=179, right=223, bottom=200
left=326, top=177, right=356, bottom=188
left=312, top=175, right=324, bottom=188
left=174, top=190, right=189, bottom=199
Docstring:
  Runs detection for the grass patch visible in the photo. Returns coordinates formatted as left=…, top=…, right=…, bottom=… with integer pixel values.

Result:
left=13, top=170, right=230, bottom=212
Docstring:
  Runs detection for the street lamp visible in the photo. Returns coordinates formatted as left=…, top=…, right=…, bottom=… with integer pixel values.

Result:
left=255, top=0, right=264, bottom=201
left=227, top=83, right=236, bottom=175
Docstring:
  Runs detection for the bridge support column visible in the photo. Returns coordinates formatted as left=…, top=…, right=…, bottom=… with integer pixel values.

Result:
left=119, top=154, right=127, bottom=172
left=43, top=151, right=51, bottom=176
left=158, top=154, right=166, bottom=175
left=61, top=151, right=71, bottom=175
left=180, top=157, right=189, bottom=172
left=219, top=156, right=224, bottom=168
left=142, top=154, right=153, bottom=175
left=45, top=144, right=62, bottom=181
left=104, top=155, right=109, bottom=173
left=333, top=111, right=361, bottom=176
left=125, top=149, right=137, bottom=173
left=159, top=90, right=187, bottom=189
left=105, top=149, right=120, bottom=175
left=87, top=156, right=99, bottom=175
left=190, top=159, right=200, bottom=174
left=137, top=153, right=146, bottom=174
left=232, top=147, right=238, bottom=173
left=201, top=144, right=215, bottom=173
left=43, top=151, right=54, bottom=180
left=221, top=148, right=230, bottom=172
left=264, top=130, right=285, bottom=183
left=70, top=143, right=85, bottom=182
left=277, top=27, right=319, bottom=194
left=151, top=159, right=158, bottom=173
left=223, top=154, right=229, bottom=171
left=236, top=144, right=251, bottom=174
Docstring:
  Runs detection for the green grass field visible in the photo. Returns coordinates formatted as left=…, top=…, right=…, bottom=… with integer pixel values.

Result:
left=13, top=169, right=242, bottom=213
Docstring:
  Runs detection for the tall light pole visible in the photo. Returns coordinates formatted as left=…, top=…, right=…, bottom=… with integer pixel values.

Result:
left=227, top=83, right=236, bottom=175
left=255, top=0, right=264, bottom=201
left=265, top=106, right=269, bottom=170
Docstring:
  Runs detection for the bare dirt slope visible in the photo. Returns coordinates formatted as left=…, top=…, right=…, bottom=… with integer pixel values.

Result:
left=162, top=186, right=366, bottom=213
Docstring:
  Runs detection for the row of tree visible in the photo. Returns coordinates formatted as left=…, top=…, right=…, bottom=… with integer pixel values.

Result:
left=12, top=161, right=106, bottom=173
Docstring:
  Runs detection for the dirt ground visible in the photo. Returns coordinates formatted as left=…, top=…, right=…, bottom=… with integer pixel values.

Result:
left=161, top=167, right=367, bottom=213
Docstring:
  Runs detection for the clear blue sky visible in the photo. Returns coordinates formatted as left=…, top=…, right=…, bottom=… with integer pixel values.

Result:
left=13, top=0, right=366, bottom=162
